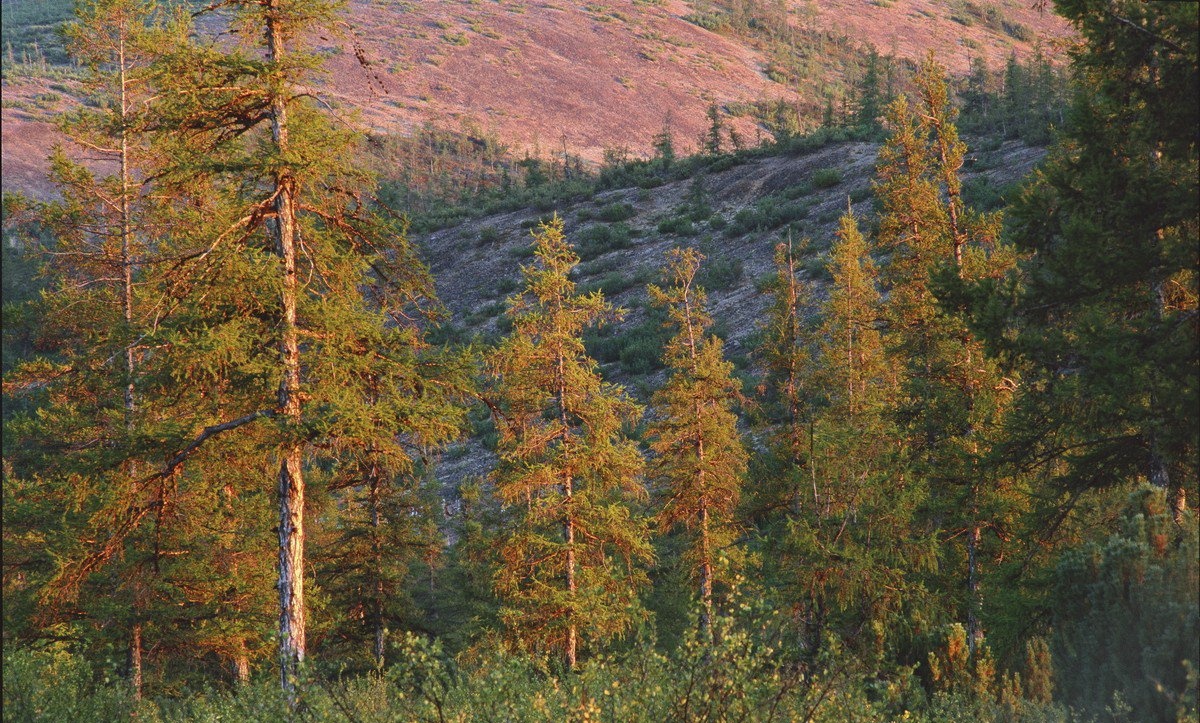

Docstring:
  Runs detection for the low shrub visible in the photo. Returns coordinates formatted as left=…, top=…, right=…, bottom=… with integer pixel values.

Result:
left=596, top=201, right=637, bottom=223
left=812, top=167, right=842, bottom=188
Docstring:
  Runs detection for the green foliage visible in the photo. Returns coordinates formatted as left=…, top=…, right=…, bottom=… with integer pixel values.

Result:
left=656, top=215, right=696, bottom=236
left=2, top=0, right=1196, bottom=714
left=486, top=218, right=652, bottom=667
left=0, top=0, right=73, bottom=66
left=648, top=248, right=748, bottom=635
left=595, top=202, right=637, bottom=223
left=812, top=168, right=843, bottom=189
left=576, top=222, right=633, bottom=260
left=2, top=647, right=137, bottom=722
left=977, top=0, right=1198, bottom=513
left=1051, top=488, right=1199, bottom=721
left=697, top=255, right=743, bottom=291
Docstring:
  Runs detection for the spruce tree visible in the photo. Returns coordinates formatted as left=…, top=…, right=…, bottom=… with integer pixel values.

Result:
left=647, top=247, right=747, bottom=639
left=487, top=217, right=651, bottom=669
left=855, top=47, right=884, bottom=133
left=979, top=1, right=1197, bottom=522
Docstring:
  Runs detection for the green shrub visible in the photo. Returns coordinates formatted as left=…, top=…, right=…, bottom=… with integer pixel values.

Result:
left=1050, top=487, right=1199, bottom=722
left=849, top=186, right=873, bottom=203
left=725, top=208, right=763, bottom=237
left=494, top=276, right=519, bottom=296
left=519, top=214, right=556, bottom=230
left=508, top=242, right=536, bottom=259
left=699, top=256, right=743, bottom=291
left=1002, top=20, right=1033, bottom=42
left=706, top=154, right=739, bottom=172
left=656, top=216, right=696, bottom=236
left=782, top=183, right=813, bottom=200
left=596, top=201, right=637, bottom=223
left=478, top=225, right=502, bottom=245
left=812, top=167, right=842, bottom=188
left=2, top=647, right=136, bottom=722
left=767, top=200, right=809, bottom=227
left=577, top=223, right=633, bottom=260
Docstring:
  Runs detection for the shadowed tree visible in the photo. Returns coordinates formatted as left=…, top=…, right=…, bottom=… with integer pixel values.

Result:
left=648, top=247, right=747, bottom=640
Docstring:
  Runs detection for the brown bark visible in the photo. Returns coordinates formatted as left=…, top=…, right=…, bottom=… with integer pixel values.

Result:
left=234, top=640, right=250, bottom=685
left=129, top=622, right=143, bottom=702
left=556, top=344, right=578, bottom=670
left=370, top=468, right=385, bottom=669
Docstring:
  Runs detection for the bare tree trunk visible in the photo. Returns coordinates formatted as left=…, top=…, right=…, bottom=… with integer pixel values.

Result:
left=551, top=336, right=579, bottom=671
left=117, top=25, right=146, bottom=705
left=127, top=621, right=143, bottom=702
left=699, top=504, right=713, bottom=640
left=266, top=2, right=306, bottom=700
left=565, top=480, right=577, bottom=670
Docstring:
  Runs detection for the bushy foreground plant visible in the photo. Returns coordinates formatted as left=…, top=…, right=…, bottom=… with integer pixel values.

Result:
left=5, top=612, right=1096, bottom=722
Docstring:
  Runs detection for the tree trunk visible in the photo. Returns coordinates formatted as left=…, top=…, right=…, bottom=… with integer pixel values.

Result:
left=966, top=523, right=983, bottom=656
left=555, top=343, right=578, bottom=671
left=565, top=484, right=577, bottom=670
left=266, top=2, right=307, bottom=700
left=234, top=640, right=250, bottom=685
left=129, top=621, right=143, bottom=701
left=699, top=504, right=713, bottom=640
left=370, top=470, right=385, bottom=669
left=118, top=27, right=147, bottom=704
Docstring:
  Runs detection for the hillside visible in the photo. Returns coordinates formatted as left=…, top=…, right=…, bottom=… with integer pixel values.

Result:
left=0, top=0, right=1071, bottom=198
left=422, top=133, right=1047, bottom=483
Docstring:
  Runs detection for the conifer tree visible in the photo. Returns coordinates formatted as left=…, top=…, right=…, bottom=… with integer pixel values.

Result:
left=801, top=212, right=918, bottom=651
left=874, top=55, right=1016, bottom=654
left=704, top=102, right=725, bottom=155
left=0, top=0, right=185, bottom=698
left=855, top=47, right=884, bottom=133
left=487, top=217, right=651, bottom=669
left=752, top=236, right=818, bottom=516
left=647, top=247, right=747, bottom=639
left=978, top=1, right=1197, bottom=523
left=140, top=0, right=463, bottom=695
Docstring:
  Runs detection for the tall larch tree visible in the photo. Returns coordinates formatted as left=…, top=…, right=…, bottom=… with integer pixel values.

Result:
left=801, top=211, right=922, bottom=654
left=754, top=236, right=817, bottom=516
left=648, top=247, right=748, bottom=640
left=139, top=0, right=462, bottom=696
left=874, top=55, right=1017, bottom=655
left=487, top=217, right=652, bottom=669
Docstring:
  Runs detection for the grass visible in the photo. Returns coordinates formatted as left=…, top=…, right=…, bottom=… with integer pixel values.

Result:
left=1, top=0, right=73, bottom=66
